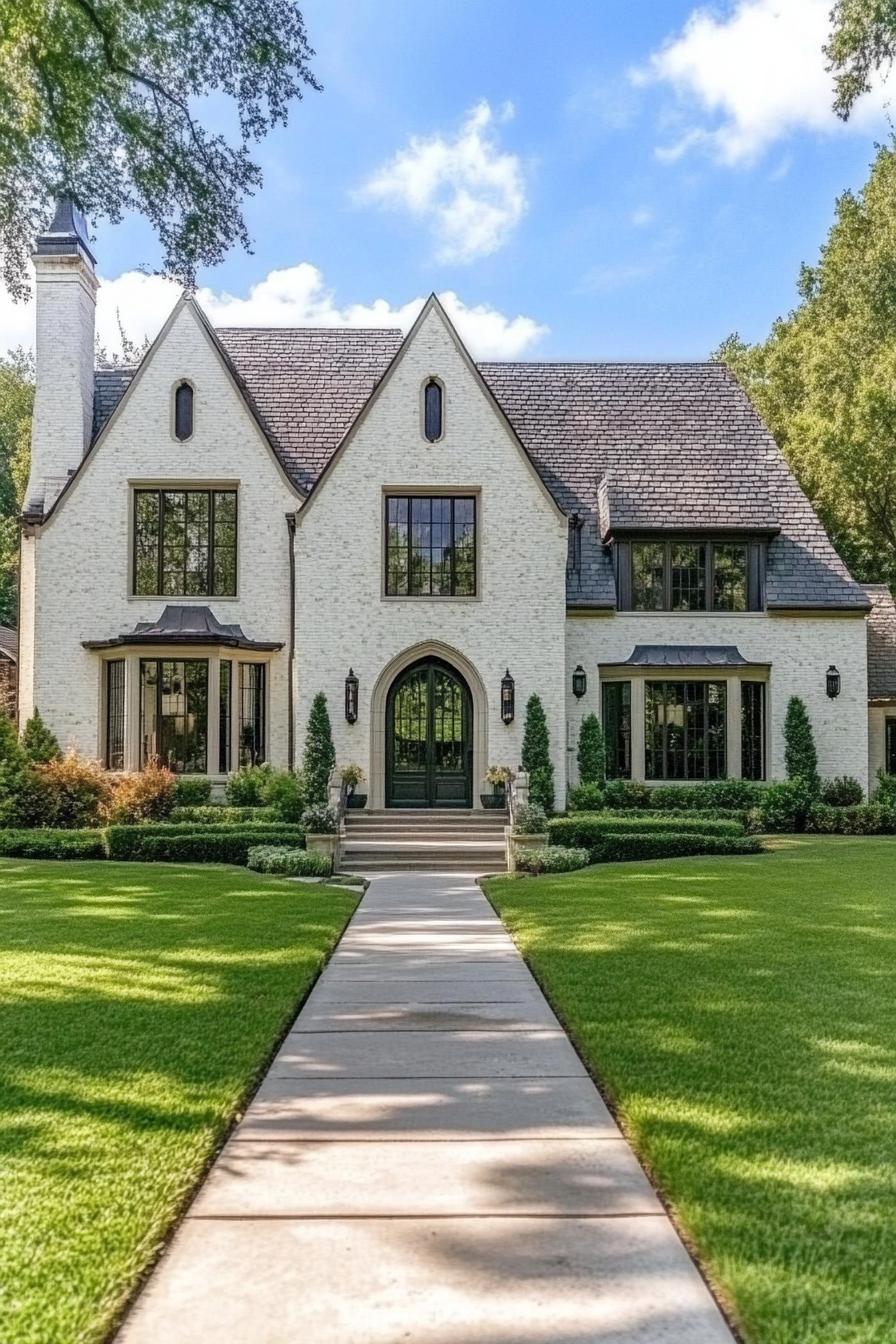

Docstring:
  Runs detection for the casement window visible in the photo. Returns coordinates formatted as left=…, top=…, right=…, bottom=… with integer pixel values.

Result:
left=140, top=659, right=209, bottom=773
left=174, top=382, right=194, bottom=441
left=886, top=718, right=896, bottom=776
left=385, top=495, right=476, bottom=597
left=219, top=660, right=232, bottom=774
left=645, top=680, right=727, bottom=781
left=238, top=663, right=266, bottom=766
left=616, top=539, right=764, bottom=612
left=602, top=681, right=631, bottom=779
left=105, top=660, right=126, bottom=770
left=423, top=379, right=444, bottom=442
left=741, top=681, right=766, bottom=781
left=133, top=489, right=237, bottom=597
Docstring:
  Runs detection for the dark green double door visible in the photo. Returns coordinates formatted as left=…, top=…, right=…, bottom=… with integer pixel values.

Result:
left=386, top=658, right=472, bottom=808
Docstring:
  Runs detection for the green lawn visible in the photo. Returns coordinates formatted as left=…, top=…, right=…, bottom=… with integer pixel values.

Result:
left=0, top=859, right=357, bottom=1344
left=485, top=837, right=896, bottom=1344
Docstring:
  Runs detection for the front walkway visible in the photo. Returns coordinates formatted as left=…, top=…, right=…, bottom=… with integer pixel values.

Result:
left=118, top=874, right=734, bottom=1343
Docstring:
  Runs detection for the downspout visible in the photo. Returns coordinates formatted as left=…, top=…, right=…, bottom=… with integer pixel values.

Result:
left=285, top=512, right=297, bottom=771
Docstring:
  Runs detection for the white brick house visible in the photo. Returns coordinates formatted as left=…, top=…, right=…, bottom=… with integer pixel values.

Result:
left=18, top=201, right=892, bottom=803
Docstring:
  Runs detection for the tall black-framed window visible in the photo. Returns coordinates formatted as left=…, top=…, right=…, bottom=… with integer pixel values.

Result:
left=133, top=489, right=237, bottom=597
left=385, top=495, right=476, bottom=596
left=741, top=681, right=766, bottom=780
left=423, top=379, right=443, bottom=441
left=174, top=382, right=194, bottom=440
left=105, top=660, right=125, bottom=770
left=617, top=539, right=762, bottom=612
left=645, top=680, right=727, bottom=780
left=140, top=659, right=208, bottom=773
left=886, top=718, right=896, bottom=776
left=239, top=663, right=266, bottom=766
left=602, top=681, right=631, bottom=779
left=219, top=660, right=232, bottom=774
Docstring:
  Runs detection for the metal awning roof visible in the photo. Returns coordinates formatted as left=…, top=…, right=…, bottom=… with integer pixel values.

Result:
left=612, top=644, right=767, bottom=668
left=82, top=605, right=283, bottom=652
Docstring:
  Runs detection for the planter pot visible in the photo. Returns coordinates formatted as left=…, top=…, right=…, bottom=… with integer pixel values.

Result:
left=480, top=793, right=506, bottom=810
left=346, top=793, right=368, bottom=810
left=305, top=833, right=338, bottom=864
left=504, top=826, right=548, bottom=874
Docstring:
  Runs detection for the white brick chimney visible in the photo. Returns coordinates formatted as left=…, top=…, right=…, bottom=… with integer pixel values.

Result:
left=25, top=199, right=98, bottom=517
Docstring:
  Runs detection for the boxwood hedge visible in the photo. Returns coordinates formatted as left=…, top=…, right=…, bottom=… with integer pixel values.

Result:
left=0, top=828, right=107, bottom=859
left=105, top=824, right=305, bottom=863
left=548, top=812, right=746, bottom=849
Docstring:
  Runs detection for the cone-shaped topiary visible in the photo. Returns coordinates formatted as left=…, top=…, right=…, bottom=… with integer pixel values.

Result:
left=302, top=692, right=336, bottom=806
left=784, top=696, right=820, bottom=792
left=0, top=713, right=33, bottom=827
left=521, top=693, right=554, bottom=813
left=21, top=707, right=61, bottom=764
left=577, top=713, right=606, bottom=787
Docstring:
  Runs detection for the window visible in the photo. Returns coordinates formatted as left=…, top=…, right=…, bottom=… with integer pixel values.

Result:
left=385, top=496, right=476, bottom=596
left=174, top=382, right=193, bottom=440
left=602, top=681, right=631, bottom=779
left=105, top=660, right=125, bottom=770
left=423, top=379, right=443, bottom=441
left=886, top=718, right=896, bottom=776
left=645, top=680, right=727, bottom=780
left=140, top=659, right=208, bottom=773
left=741, top=681, right=766, bottom=780
left=133, top=489, right=237, bottom=597
left=239, top=663, right=266, bottom=766
left=219, top=660, right=232, bottom=774
left=619, top=539, right=762, bottom=612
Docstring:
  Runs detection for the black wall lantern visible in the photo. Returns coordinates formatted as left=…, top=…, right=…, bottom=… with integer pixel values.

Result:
left=572, top=664, right=587, bottom=699
left=344, top=668, right=359, bottom=723
left=501, top=668, right=515, bottom=724
left=826, top=665, right=841, bottom=699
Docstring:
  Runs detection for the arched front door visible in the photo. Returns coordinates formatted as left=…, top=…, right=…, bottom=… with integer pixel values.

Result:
left=386, top=658, right=473, bottom=808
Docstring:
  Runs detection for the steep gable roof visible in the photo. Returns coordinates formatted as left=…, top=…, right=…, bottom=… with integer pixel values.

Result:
left=864, top=584, right=896, bottom=700
left=91, top=329, right=868, bottom=610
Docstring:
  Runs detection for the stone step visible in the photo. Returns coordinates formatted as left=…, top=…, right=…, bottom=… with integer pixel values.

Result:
left=353, top=809, right=508, bottom=820
left=342, top=857, right=507, bottom=873
left=344, top=824, right=506, bottom=839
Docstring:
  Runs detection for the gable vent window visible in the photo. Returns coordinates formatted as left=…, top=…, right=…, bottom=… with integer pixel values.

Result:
left=423, top=379, right=443, bottom=442
left=174, top=382, right=194, bottom=441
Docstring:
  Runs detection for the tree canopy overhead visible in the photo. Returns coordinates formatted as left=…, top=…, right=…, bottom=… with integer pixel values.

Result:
left=0, top=0, right=319, bottom=298
left=826, top=0, right=896, bottom=119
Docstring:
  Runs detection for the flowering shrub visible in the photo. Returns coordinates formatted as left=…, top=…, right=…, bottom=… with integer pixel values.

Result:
left=515, top=844, right=590, bottom=875
left=300, top=804, right=338, bottom=834
left=511, top=803, right=547, bottom=835
left=106, top=764, right=177, bottom=824
left=247, top=845, right=332, bottom=877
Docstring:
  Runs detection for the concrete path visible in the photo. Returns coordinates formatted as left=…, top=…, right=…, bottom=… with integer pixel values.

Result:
left=118, top=874, right=734, bottom=1344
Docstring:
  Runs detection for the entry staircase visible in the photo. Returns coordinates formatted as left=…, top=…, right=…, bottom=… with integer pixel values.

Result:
left=341, top=808, right=508, bottom=873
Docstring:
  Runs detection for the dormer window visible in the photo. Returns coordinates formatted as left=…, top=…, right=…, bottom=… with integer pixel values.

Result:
left=423, top=379, right=443, bottom=442
left=615, top=538, right=765, bottom=612
left=174, top=382, right=194, bottom=441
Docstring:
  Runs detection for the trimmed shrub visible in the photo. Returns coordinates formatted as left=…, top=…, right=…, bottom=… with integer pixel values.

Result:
left=590, top=832, right=760, bottom=863
left=568, top=782, right=605, bottom=812
left=301, top=803, right=338, bottom=835
left=247, top=845, right=332, bottom=877
left=0, top=716, right=40, bottom=828
left=784, top=696, right=820, bottom=792
left=105, top=823, right=304, bottom=865
left=20, top=708, right=61, bottom=764
left=106, top=764, right=176, bottom=824
left=577, top=714, right=606, bottom=787
left=303, top=692, right=336, bottom=807
left=549, top=813, right=745, bottom=849
left=264, top=770, right=306, bottom=823
left=174, top=777, right=213, bottom=806
left=758, top=778, right=818, bottom=833
left=601, top=779, right=652, bottom=810
left=0, top=828, right=106, bottom=859
left=169, top=804, right=279, bottom=825
left=225, top=764, right=272, bottom=807
left=820, top=775, right=864, bottom=807
left=514, top=845, right=591, bottom=875
left=511, top=803, right=548, bottom=835
left=873, top=770, right=896, bottom=809
left=806, top=804, right=896, bottom=835
left=35, top=754, right=113, bottom=829
left=521, top=693, right=554, bottom=813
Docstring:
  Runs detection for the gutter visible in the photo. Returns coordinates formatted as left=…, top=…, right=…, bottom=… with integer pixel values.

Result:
left=286, top=512, right=297, bottom=771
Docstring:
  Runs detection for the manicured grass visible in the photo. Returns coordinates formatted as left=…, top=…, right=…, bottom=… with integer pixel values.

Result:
left=0, top=859, right=357, bottom=1344
left=485, top=837, right=896, bottom=1344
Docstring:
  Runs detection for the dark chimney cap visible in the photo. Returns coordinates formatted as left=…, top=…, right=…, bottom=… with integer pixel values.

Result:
left=34, top=197, right=96, bottom=266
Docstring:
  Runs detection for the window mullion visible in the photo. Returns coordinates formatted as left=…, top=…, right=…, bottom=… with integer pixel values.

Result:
left=208, top=492, right=215, bottom=596
left=450, top=497, right=456, bottom=596
left=707, top=542, right=714, bottom=613
left=157, top=492, right=164, bottom=596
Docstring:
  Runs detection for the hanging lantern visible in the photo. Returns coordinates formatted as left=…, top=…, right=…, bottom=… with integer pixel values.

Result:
left=344, top=668, right=359, bottom=723
left=826, top=665, right=841, bottom=699
left=572, top=664, right=587, bottom=699
left=501, top=668, right=515, bottom=725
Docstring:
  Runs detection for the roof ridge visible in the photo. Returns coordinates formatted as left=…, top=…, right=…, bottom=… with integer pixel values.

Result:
left=215, top=325, right=403, bottom=336
left=478, top=358, right=724, bottom=367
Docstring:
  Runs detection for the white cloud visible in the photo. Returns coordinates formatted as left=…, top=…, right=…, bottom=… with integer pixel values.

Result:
left=632, top=0, right=891, bottom=165
left=0, top=262, right=548, bottom=361
left=630, top=206, right=654, bottom=227
left=356, top=100, right=527, bottom=262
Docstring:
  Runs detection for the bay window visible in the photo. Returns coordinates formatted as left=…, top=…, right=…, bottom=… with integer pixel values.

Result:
left=140, top=659, right=209, bottom=773
left=239, top=663, right=266, bottom=766
left=645, top=681, right=726, bottom=781
left=602, top=681, right=631, bottom=779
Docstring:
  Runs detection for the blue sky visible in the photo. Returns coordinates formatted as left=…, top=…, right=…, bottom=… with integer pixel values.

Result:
left=3, top=0, right=893, bottom=359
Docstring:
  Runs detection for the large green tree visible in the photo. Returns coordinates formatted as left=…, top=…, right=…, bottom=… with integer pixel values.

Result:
left=826, top=0, right=896, bottom=119
left=0, top=350, right=33, bottom=625
left=716, top=139, right=896, bottom=588
left=0, top=0, right=319, bottom=297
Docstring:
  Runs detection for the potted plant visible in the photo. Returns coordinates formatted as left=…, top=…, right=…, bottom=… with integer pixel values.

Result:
left=506, top=802, right=548, bottom=873
left=341, top=763, right=367, bottom=809
left=301, top=803, right=340, bottom=865
left=481, top=764, right=514, bottom=810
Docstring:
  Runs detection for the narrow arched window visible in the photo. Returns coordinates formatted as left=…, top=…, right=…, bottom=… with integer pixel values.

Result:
left=174, top=382, right=194, bottom=441
left=423, top=379, right=443, bottom=442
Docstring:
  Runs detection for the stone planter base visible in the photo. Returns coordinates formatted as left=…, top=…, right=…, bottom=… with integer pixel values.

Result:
left=504, top=827, right=548, bottom=874
left=305, top=833, right=339, bottom=871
